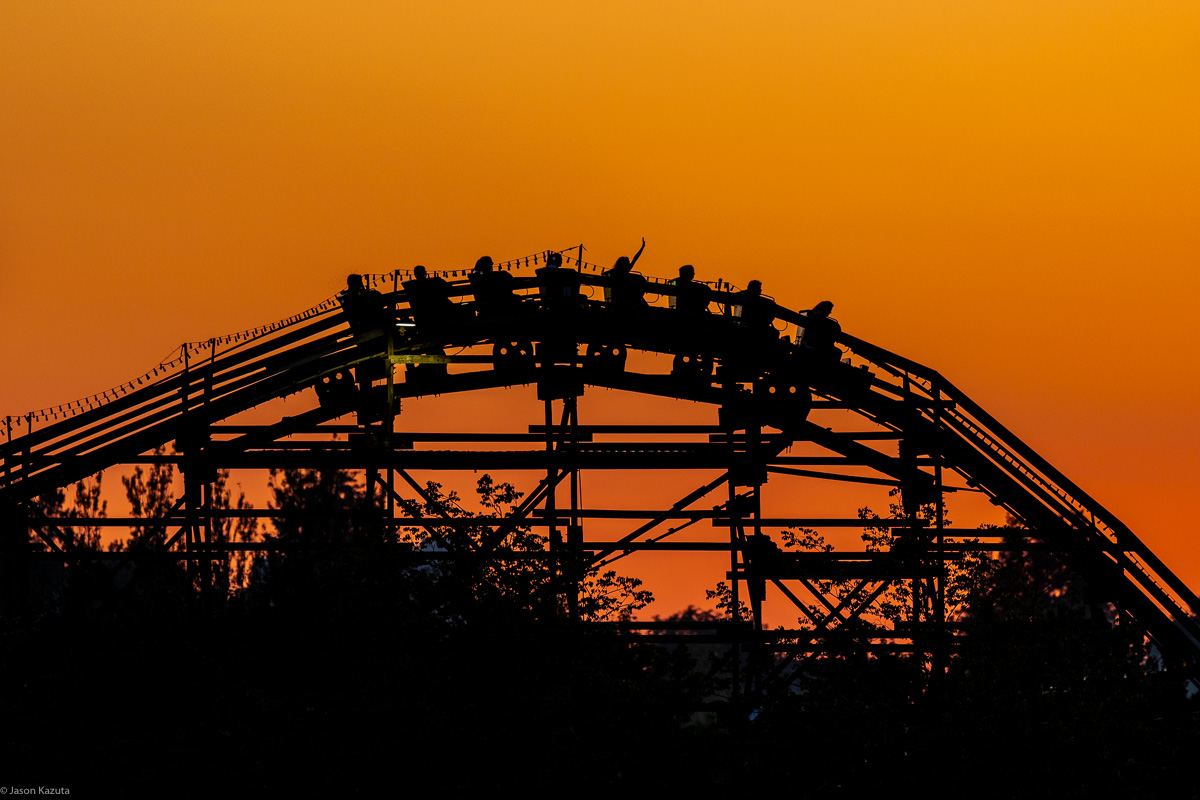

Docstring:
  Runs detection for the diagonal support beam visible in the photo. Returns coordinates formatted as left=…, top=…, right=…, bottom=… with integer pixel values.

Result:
left=156, top=496, right=193, bottom=550
left=479, top=468, right=573, bottom=552
left=843, top=578, right=894, bottom=627
left=760, top=578, right=896, bottom=695
left=799, top=576, right=873, bottom=629
left=591, top=516, right=707, bottom=570
left=771, top=578, right=822, bottom=627
left=586, top=471, right=732, bottom=566
left=383, top=481, right=458, bottom=552
left=393, top=468, right=479, bottom=550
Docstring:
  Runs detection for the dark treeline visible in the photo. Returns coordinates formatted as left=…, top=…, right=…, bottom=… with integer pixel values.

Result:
left=2, top=469, right=1198, bottom=796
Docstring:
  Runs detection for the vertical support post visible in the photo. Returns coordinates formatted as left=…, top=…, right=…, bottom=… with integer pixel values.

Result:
left=545, top=399, right=560, bottom=615
left=386, top=319, right=396, bottom=540
left=180, top=345, right=190, bottom=419
left=204, top=340, right=218, bottom=599
left=566, top=395, right=580, bottom=619
left=900, top=373, right=925, bottom=659
left=183, top=451, right=200, bottom=597
left=744, top=424, right=766, bottom=703
left=23, top=414, right=33, bottom=486
left=179, top=345, right=195, bottom=592
left=727, top=476, right=742, bottom=706
left=749, top=485, right=763, bottom=630
left=10, top=413, right=35, bottom=617
left=2, top=417, right=11, bottom=495
left=719, top=391, right=744, bottom=708
left=748, top=424, right=764, bottom=633
left=200, top=478, right=213, bottom=603
left=3, top=417, right=10, bottom=485
left=205, top=338, right=216, bottom=406
left=932, top=381, right=947, bottom=682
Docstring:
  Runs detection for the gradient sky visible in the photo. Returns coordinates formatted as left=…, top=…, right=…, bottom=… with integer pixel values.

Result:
left=3, top=2, right=1199, bottom=607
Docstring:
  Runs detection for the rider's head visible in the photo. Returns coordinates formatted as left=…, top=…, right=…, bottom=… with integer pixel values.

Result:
left=413, top=265, right=428, bottom=280
left=813, top=300, right=834, bottom=317
left=474, top=256, right=494, bottom=273
left=678, top=264, right=695, bottom=281
left=346, top=274, right=364, bottom=291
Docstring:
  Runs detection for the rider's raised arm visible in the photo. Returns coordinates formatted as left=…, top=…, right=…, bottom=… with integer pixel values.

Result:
left=629, top=237, right=646, bottom=269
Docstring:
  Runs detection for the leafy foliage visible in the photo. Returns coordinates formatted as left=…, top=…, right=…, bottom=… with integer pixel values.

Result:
left=6, top=468, right=1195, bottom=794
left=704, top=580, right=749, bottom=620
left=774, top=488, right=994, bottom=630
left=249, top=469, right=651, bottom=623
left=121, top=447, right=175, bottom=549
left=31, top=472, right=108, bottom=551
left=211, top=469, right=258, bottom=596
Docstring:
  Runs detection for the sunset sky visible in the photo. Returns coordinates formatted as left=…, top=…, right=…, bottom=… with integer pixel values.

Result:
left=2, top=2, right=1199, bottom=609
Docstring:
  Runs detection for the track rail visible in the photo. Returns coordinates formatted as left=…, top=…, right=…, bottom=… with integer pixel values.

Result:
left=839, top=333, right=1200, bottom=657
left=2, top=265, right=1197, bottom=666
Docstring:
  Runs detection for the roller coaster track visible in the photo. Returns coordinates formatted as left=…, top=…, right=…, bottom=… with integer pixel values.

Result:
left=835, top=334, right=1200, bottom=662
left=2, top=264, right=1197, bottom=671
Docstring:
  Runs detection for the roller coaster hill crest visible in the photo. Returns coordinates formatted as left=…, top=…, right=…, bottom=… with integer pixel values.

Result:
left=2, top=247, right=1199, bottom=678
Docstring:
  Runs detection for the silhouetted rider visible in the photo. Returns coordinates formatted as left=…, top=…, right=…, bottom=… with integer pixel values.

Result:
left=339, top=273, right=388, bottom=332
left=535, top=251, right=582, bottom=309
left=602, top=237, right=649, bottom=307
left=338, top=273, right=390, bottom=388
left=733, top=280, right=775, bottom=330
left=469, top=256, right=521, bottom=317
left=670, top=264, right=710, bottom=315
left=402, top=265, right=466, bottom=329
left=799, top=300, right=841, bottom=358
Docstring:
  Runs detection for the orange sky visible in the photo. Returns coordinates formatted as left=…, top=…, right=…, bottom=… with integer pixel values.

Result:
left=3, top=1, right=1199, bottom=612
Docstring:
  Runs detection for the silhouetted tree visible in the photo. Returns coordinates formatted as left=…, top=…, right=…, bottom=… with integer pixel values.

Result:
left=110, top=446, right=254, bottom=612
left=239, top=466, right=654, bottom=638
left=121, top=447, right=176, bottom=549
left=69, top=472, right=108, bottom=550
left=211, top=469, right=257, bottom=597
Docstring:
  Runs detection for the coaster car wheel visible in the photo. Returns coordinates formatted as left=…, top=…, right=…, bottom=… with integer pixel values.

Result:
left=584, top=342, right=628, bottom=374
left=493, top=340, right=535, bottom=371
